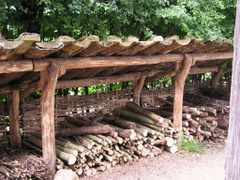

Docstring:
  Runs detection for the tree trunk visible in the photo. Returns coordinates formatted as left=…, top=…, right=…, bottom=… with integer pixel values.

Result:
left=225, top=1, right=240, bottom=179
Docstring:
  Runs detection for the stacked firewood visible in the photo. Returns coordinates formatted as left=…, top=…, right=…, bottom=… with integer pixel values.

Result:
left=23, top=102, right=179, bottom=177
left=151, top=96, right=229, bottom=143
left=23, top=98, right=228, bottom=177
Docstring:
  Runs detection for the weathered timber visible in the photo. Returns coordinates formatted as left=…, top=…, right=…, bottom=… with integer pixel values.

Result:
left=40, top=63, right=60, bottom=177
left=103, top=115, right=137, bottom=129
left=211, top=65, right=224, bottom=88
left=20, top=70, right=157, bottom=98
left=133, top=76, right=146, bottom=105
left=9, top=90, right=21, bottom=147
left=173, top=55, right=192, bottom=129
left=0, top=52, right=232, bottom=74
left=147, top=66, right=219, bottom=83
left=126, top=102, right=165, bottom=123
left=225, top=0, right=240, bottom=179
left=57, top=125, right=117, bottom=137
left=113, top=108, right=164, bottom=127
left=26, top=136, right=77, bottom=165
left=1, top=66, right=219, bottom=96
left=57, top=72, right=142, bottom=89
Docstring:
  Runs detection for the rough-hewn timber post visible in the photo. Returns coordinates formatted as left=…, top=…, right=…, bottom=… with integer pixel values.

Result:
left=225, top=0, right=240, bottom=179
left=211, top=66, right=224, bottom=88
left=40, top=63, right=64, bottom=178
left=133, top=76, right=146, bottom=105
left=9, top=90, right=21, bottom=147
left=173, top=55, right=193, bottom=129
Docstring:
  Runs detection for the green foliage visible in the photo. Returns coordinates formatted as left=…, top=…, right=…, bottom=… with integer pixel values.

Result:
left=179, top=136, right=204, bottom=153
left=0, top=0, right=236, bottom=40
left=0, top=0, right=235, bottom=99
left=0, top=96, right=7, bottom=104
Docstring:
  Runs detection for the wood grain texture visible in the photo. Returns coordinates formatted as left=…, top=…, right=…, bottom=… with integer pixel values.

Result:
left=225, top=1, right=240, bottom=179
left=133, top=76, right=146, bottom=105
left=40, top=63, right=60, bottom=178
left=9, top=90, right=21, bottom=147
left=173, top=55, right=192, bottom=129
left=0, top=52, right=233, bottom=74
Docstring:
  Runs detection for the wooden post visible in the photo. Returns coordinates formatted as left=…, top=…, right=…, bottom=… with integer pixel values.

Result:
left=173, top=55, right=192, bottom=129
left=225, top=0, right=240, bottom=179
left=40, top=63, right=63, bottom=178
left=211, top=65, right=224, bottom=88
left=133, top=76, right=146, bottom=105
left=9, top=90, right=21, bottom=147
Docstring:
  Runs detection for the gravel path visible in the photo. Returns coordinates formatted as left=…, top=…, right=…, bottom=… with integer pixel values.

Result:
left=81, top=144, right=225, bottom=180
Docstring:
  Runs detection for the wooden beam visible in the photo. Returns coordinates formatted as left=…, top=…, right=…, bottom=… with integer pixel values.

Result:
left=0, top=66, right=220, bottom=96
left=225, top=0, right=240, bottom=179
left=20, top=70, right=159, bottom=97
left=133, top=76, right=146, bottom=105
left=33, top=54, right=184, bottom=72
left=0, top=60, right=34, bottom=74
left=147, top=66, right=219, bottom=82
left=173, top=55, right=192, bottom=129
left=192, top=52, right=233, bottom=62
left=57, top=72, right=143, bottom=89
left=9, top=90, right=21, bottom=147
left=0, top=52, right=233, bottom=74
left=40, top=63, right=61, bottom=178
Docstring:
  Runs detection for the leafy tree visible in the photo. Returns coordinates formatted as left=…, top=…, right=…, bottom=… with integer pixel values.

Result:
left=0, top=0, right=235, bottom=99
left=0, top=0, right=236, bottom=40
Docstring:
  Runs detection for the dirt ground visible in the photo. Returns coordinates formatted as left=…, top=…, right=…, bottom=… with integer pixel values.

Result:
left=81, top=143, right=225, bottom=180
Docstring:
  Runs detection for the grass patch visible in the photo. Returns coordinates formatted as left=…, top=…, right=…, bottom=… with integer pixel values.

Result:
left=178, top=136, right=204, bottom=153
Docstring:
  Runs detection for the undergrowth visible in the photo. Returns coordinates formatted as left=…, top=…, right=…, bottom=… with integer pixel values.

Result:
left=178, top=136, right=204, bottom=153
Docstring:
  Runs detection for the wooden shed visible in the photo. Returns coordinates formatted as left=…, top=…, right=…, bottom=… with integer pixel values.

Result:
left=0, top=33, right=233, bottom=177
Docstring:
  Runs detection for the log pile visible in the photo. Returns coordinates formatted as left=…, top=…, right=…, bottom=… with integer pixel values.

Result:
left=23, top=96, right=228, bottom=177
left=24, top=102, right=179, bottom=177
left=151, top=95, right=229, bottom=143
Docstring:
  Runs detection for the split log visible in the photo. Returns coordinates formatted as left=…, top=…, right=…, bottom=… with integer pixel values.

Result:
left=56, top=138, right=87, bottom=153
left=103, top=116, right=137, bottom=129
left=126, top=102, right=165, bottom=123
left=57, top=125, right=116, bottom=137
left=113, top=108, right=165, bottom=127
left=26, top=136, right=76, bottom=165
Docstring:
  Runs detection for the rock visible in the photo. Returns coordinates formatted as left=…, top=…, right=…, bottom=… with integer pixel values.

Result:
left=54, top=169, right=79, bottom=180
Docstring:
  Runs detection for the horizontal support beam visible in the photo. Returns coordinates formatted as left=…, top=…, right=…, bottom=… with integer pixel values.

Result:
left=0, top=60, right=34, bottom=74
left=33, top=54, right=183, bottom=72
left=0, top=66, right=222, bottom=95
left=147, top=66, right=219, bottom=82
left=57, top=72, right=143, bottom=89
left=0, top=52, right=233, bottom=74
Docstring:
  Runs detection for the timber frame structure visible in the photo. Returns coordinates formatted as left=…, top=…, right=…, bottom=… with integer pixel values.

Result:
left=0, top=33, right=233, bottom=177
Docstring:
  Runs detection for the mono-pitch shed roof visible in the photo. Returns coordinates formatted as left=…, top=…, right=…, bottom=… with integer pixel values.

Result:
left=0, top=33, right=233, bottom=95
